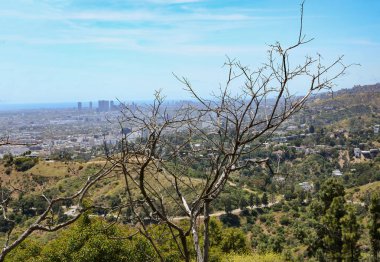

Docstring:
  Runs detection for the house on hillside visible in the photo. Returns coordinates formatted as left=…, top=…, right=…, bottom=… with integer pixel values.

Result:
left=64, top=205, right=79, bottom=217
left=361, top=151, right=372, bottom=159
left=305, top=148, right=317, bottom=155
left=370, top=149, right=379, bottom=158
left=286, top=125, right=298, bottom=131
left=272, top=137, right=287, bottom=143
left=374, top=124, right=379, bottom=134
left=354, top=148, right=361, bottom=158
left=299, top=181, right=313, bottom=191
left=332, top=169, right=343, bottom=176
left=28, top=151, right=39, bottom=158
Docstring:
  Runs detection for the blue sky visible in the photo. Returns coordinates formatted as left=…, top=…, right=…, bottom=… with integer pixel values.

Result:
left=0, top=0, right=379, bottom=103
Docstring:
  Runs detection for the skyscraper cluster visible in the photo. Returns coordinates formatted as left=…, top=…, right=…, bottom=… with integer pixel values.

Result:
left=77, top=100, right=118, bottom=111
left=98, top=100, right=110, bottom=112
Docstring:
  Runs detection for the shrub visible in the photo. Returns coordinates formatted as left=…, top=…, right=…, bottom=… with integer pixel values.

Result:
left=220, top=228, right=248, bottom=253
left=271, top=202, right=283, bottom=212
left=239, top=209, right=250, bottom=217
left=222, top=253, right=284, bottom=262
left=220, top=214, right=240, bottom=227
left=259, top=214, right=274, bottom=224
left=246, top=215, right=256, bottom=225
left=7, top=216, right=159, bottom=262
left=282, top=204, right=290, bottom=212
left=3, top=153, right=14, bottom=167
left=5, top=167, right=12, bottom=175
left=259, top=215, right=267, bottom=223
left=14, top=157, right=37, bottom=172
left=279, top=216, right=291, bottom=226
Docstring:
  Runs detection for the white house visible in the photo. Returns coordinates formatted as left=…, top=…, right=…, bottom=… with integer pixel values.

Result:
left=332, top=169, right=343, bottom=176
left=354, top=148, right=361, bottom=158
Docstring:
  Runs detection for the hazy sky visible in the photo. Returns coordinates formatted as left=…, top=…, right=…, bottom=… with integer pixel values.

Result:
left=0, top=0, right=379, bottom=103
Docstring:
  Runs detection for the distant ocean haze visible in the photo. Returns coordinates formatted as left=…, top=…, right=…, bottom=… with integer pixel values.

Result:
left=0, top=102, right=78, bottom=111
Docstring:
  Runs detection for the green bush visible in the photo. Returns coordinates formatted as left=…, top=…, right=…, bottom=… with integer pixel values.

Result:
left=220, top=228, right=248, bottom=253
left=259, top=214, right=274, bottom=224
left=14, top=157, right=38, bottom=172
left=279, top=216, right=291, bottom=226
left=220, top=214, right=240, bottom=227
left=6, top=215, right=158, bottom=262
left=2, top=153, right=14, bottom=167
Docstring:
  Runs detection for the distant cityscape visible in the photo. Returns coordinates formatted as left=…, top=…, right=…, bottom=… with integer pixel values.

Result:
left=0, top=99, right=176, bottom=111
left=0, top=99, right=191, bottom=160
left=0, top=101, right=122, bottom=160
left=1, top=85, right=380, bottom=175
left=77, top=100, right=120, bottom=112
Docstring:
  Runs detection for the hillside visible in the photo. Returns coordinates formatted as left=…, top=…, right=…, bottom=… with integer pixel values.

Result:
left=1, top=84, right=380, bottom=261
left=302, top=83, right=380, bottom=129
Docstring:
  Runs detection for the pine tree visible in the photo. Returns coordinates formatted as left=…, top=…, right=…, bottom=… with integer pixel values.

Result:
left=261, top=193, right=268, bottom=207
left=308, top=179, right=361, bottom=261
left=249, top=193, right=254, bottom=208
left=341, top=205, right=360, bottom=261
left=239, top=197, right=248, bottom=211
left=224, top=198, right=233, bottom=214
left=255, top=194, right=261, bottom=207
left=321, top=196, right=346, bottom=262
left=319, top=178, right=345, bottom=212
left=369, top=193, right=380, bottom=262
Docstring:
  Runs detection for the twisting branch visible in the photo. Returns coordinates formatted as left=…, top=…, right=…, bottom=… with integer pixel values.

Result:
left=0, top=159, right=116, bottom=262
left=109, top=2, right=352, bottom=262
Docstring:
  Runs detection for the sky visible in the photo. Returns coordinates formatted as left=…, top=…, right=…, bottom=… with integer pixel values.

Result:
left=0, top=0, right=379, bottom=104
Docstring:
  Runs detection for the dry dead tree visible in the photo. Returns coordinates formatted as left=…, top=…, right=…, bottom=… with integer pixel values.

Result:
left=109, top=2, right=352, bottom=262
left=0, top=2, right=352, bottom=262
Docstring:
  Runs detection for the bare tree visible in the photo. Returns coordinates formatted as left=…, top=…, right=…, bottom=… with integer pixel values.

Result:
left=0, top=2, right=351, bottom=262
left=108, top=2, right=351, bottom=262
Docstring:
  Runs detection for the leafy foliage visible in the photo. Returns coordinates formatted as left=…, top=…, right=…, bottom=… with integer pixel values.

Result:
left=369, top=193, right=380, bottom=261
left=6, top=215, right=157, bottom=262
left=13, top=157, right=38, bottom=172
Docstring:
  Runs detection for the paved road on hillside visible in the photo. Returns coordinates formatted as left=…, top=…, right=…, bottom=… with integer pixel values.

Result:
left=171, top=201, right=279, bottom=221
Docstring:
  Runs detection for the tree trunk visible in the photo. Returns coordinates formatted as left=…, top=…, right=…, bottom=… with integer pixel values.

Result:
left=179, top=233, right=191, bottom=262
left=191, top=218, right=203, bottom=262
left=203, top=201, right=211, bottom=262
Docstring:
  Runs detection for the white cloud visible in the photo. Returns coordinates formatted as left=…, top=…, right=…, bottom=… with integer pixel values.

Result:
left=0, top=33, right=266, bottom=56
left=0, top=1, right=297, bottom=57
left=0, top=1, right=301, bottom=25
left=0, top=10, right=255, bottom=23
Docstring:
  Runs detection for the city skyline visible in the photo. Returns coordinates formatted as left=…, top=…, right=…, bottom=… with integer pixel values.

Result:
left=0, top=98, right=189, bottom=111
left=0, top=0, right=379, bottom=103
